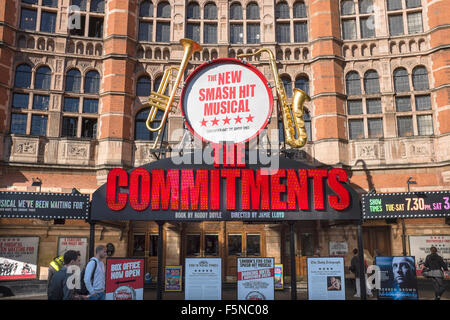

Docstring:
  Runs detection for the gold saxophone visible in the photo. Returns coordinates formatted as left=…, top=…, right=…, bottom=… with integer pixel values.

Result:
left=237, top=49, right=311, bottom=148
left=145, top=39, right=202, bottom=150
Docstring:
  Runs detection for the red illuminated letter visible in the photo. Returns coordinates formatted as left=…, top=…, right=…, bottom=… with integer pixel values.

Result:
left=129, top=168, right=150, bottom=211
left=221, top=169, right=241, bottom=210
left=328, top=169, right=350, bottom=210
left=210, top=169, right=220, bottom=210
left=287, top=169, right=309, bottom=210
left=308, top=169, right=328, bottom=210
left=180, top=169, right=209, bottom=210
left=271, top=169, right=287, bottom=210
left=242, top=169, right=269, bottom=210
left=151, top=169, right=179, bottom=210
left=106, top=168, right=128, bottom=211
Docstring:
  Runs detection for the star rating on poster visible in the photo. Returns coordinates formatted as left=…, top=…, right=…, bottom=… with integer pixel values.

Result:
left=200, top=114, right=254, bottom=127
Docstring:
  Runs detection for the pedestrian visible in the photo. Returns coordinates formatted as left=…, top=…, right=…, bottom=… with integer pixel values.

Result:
left=84, top=245, right=107, bottom=300
left=349, top=248, right=372, bottom=298
left=48, top=250, right=87, bottom=300
left=47, top=254, right=65, bottom=298
left=424, top=246, right=448, bottom=300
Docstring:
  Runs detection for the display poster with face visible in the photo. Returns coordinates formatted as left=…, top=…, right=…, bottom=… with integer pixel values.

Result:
left=375, top=256, right=418, bottom=300
left=105, top=258, right=144, bottom=300
left=307, top=257, right=346, bottom=300
left=185, top=258, right=221, bottom=300
left=409, top=235, right=450, bottom=276
left=0, top=237, right=39, bottom=280
left=237, top=258, right=274, bottom=300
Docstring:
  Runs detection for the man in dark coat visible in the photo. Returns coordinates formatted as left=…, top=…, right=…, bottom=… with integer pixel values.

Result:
left=425, top=246, right=448, bottom=300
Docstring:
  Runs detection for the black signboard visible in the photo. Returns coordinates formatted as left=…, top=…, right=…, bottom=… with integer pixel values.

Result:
left=91, top=153, right=361, bottom=222
left=0, top=191, right=90, bottom=220
left=362, top=191, right=450, bottom=220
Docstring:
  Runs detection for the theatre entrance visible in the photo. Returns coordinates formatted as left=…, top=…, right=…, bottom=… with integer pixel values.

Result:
left=363, top=226, right=392, bottom=257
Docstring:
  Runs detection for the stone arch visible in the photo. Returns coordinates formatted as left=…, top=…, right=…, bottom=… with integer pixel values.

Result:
left=76, top=42, right=84, bottom=55
left=193, top=51, right=201, bottom=60
left=47, top=39, right=55, bottom=52
left=302, top=48, right=309, bottom=60
left=203, top=49, right=210, bottom=61
left=370, top=43, right=377, bottom=56
left=27, top=37, right=35, bottom=49
left=294, top=48, right=301, bottom=60
left=229, top=49, right=236, bottom=58
left=86, top=43, right=94, bottom=55
left=154, top=47, right=162, bottom=59
left=237, top=49, right=244, bottom=57
left=343, top=46, right=350, bottom=58
left=18, top=35, right=27, bottom=48
left=211, top=49, right=218, bottom=60
left=418, top=39, right=426, bottom=51
left=399, top=41, right=407, bottom=53
left=37, top=38, right=45, bottom=51
left=163, top=48, right=170, bottom=60
left=245, top=49, right=253, bottom=61
left=361, top=44, right=368, bottom=57
left=276, top=49, right=283, bottom=61
left=409, top=40, right=417, bottom=52
left=390, top=41, right=397, bottom=54
left=95, top=44, right=103, bottom=56
left=285, top=48, right=291, bottom=60
left=67, top=41, right=75, bottom=53
left=137, top=46, right=144, bottom=59
left=145, top=48, right=152, bottom=59
left=351, top=45, right=358, bottom=57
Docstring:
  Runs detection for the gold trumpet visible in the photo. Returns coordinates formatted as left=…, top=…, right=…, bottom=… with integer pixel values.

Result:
left=145, top=39, right=202, bottom=149
left=237, top=49, right=311, bottom=148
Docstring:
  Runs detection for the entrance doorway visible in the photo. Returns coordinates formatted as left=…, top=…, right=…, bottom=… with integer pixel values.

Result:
left=225, top=232, right=263, bottom=281
left=130, top=232, right=160, bottom=278
left=363, top=226, right=392, bottom=258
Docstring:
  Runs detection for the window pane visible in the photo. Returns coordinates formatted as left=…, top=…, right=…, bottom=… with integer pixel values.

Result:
left=139, top=0, right=153, bottom=17
left=247, top=23, right=260, bottom=44
left=157, top=2, right=171, bottom=18
left=397, top=116, right=413, bottom=137
left=139, top=21, right=153, bottom=41
left=366, top=98, right=382, bottom=114
left=394, top=69, right=410, bottom=92
left=364, top=70, right=380, bottom=94
left=396, top=96, right=411, bottom=112
left=33, top=95, right=49, bottom=110
left=205, top=234, right=219, bottom=256
left=85, top=71, right=100, bottom=93
left=295, top=77, right=309, bottom=95
left=301, top=233, right=314, bottom=256
left=204, top=23, right=217, bottom=44
left=230, top=24, right=243, bottom=44
left=137, top=76, right=151, bottom=97
left=346, top=72, right=361, bottom=95
left=186, top=23, right=200, bottom=43
left=81, top=118, right=97, bottom=138
left=187, top=2, right=200, bottom=19
left=305, top=114, right=312, bottom=141
left=90, top=0, right=104, bottom=13
left=88, top=17, right=103, bottom=38
left=156, top=22, right=170, bottom=42
left=15, top=65, right=32, bottom=88
left=282, top=77, right=292, bottom=98
left=72, top=0, right=87, bottom=11
left=294, top=22, right=308, bottom=42
left=348, top=100, right=363, bottom=115
left=342, top=19, right=357, bottom=40
left=246, top=3, right=259, bottom=20
left=293, top=1, right=307, bottom=18
left=349, top=119, right=364, bottom=139
left=40, top=11, right=57, bottom=33
left=20, top=8, right=37, bottom=31
left=247, top=234, right=260, bottom=256
left=389, top=14, right=404, bottom=36
left=10, top=114, right=27, bottom=134
left=204, top=3, right=217, bottom=19
left=35, top=67, right=52, bottom=90
left=417, top=114, right=433, bottom=136
left=406, top=0, right=421, bottom=8
left=135, top=109, right=167, bottom=141
left=186, top=234, right=200, bottom=256
left=412, top=67, right=429, bottom=90
left=228, top=234, right=242, bottom=256
left=66, top=69, right=82, bottom=92
left=132, top=234, right=145, bottom=256
left=63, top=97, right=80, bottom=112
left=69, top=15, right=85, bottom=36
left=12, top=93, right=29, bottom=109
left=275, top=2, right=290, bottom=19
left=149, top=235, right=159, bottom=257
left=276, top=23, right=290, bottom=43
left=31, top=115, right=48, bottom=136
left=387, top=0, right=402, bottom=11
left=62, top=117, right=78, bottom=137
left=359, top=0, right=374, bottom=14
left=407, top=12, right=423, bottom=34
left=83, top=98, right=98, bottom=113
left=230, top=3, right=243, bottom=19
left=341, top=0, right=355, bottom=15
left=360, top=16, right=375, bottom=38
left=415, top=95, right=431, bottom=111
left=22, top=0, right=38, bottom=4
left=368, top=118, right=383, bottom=138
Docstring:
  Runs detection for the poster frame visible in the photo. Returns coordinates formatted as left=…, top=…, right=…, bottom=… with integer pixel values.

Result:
left=0, top=236, right=40, bottom=281
left=274, top=263, right=283, bottom=290
left=408, top=234, right=450, bottom=276
left=237, top=257, right=275, bottom=300
left=164, top=265, right=183, bottom=292
left=306, top=256, right=346, bottom=301
left=105, top=257, right=145, bottom=300
left=57, top=236, right=88, bottom=267
left=185, top=257, right=222, bottom=300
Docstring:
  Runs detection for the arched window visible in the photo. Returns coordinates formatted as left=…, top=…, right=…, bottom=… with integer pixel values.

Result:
left=230, top=2, right=243, bottom=20
left=341, top=0, right=355, bottom=15
left=90, top=0, right=104, bottom=13
left=187, top=2, right=200, bottom=19
left=65, top=69, right=82, bottom=92
left=295, top=76, right=310, bottom=95
left=139, top=0, right=153, bottom=17
left=14, top=64, right=32, bottom=88
left=137, top=75, right=151, bottom=97
left=157, top=1, right=171, bottom=18
left=275, top=2, right=290, bottom=19
left=85, top=70, right=100, bottom=94
left=393, top=68, right=410, bottom=92
left=293, top=1, right=306, bottom=18
left=364, top=70, right=380, bottom=94
left=135, top=108, right=167, bottom=141
left=204, top=2, right=217, bottom=19
left=412, top=66, right=429, bottom=91
left=281, top=76, right=292, bottom=98
left=346, top=71, right=361, bottom=95
left=246, top=2, right=259, bottom=20
left=35, top=66, right=52, bottom=90
left=153, top=76, right=169, bottom=95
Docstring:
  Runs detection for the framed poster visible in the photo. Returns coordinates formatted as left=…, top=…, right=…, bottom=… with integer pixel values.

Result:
left=0, top=237, right=39, bottom=280
left=375, top=256, right=418, bottom=300
left=105, top=258, right=145, bottom=300
left=185, top=258, right=221, bottom=300
left=307, top=257, right=346, bottom=300
left=57, top=237, right=88, bottom=267
left=409, top=235, right=450, bottom=276
left=237, top=257, right=274, bottom=300
left=165, top=266, right=182, bottom=292
left=274, top=264, right=283, bottom=290
left=329, top=241, right=348, bottom=257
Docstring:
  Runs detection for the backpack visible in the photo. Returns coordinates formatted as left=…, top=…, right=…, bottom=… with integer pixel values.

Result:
left=79, top=258, right=97, bottom=295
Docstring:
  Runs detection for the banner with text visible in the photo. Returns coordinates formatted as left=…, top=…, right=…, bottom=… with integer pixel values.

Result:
left=409, top=235, right=450, bottom=276
left=0, top=237, right=39, bottom=280
left=105, top=258, right=144, bottom=300
left=237, top=257, right=274, bottom=300
left=185, top=258, right=222, bottom=300
left=307, top=257, right=346, bottom=300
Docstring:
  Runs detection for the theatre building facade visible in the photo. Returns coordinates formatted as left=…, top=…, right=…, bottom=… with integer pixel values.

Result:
left=0, top=0, right=449, bottom=283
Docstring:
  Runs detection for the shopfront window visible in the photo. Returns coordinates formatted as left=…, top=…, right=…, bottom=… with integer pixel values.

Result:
left=133, top=233, right=145, bottom=256
left=205, top=234, right=219, bottom=256
left=246, top=234, right=260, bottom=256
left=187, top=234, right=201, bottom=256
left=149, top=234, right=158, bottom=257
left=301, top=233, right=314, bottom=256
left=228, top=234, right=242, bottom=256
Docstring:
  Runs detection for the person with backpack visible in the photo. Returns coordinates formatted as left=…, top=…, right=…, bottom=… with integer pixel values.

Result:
left=349, top=248, right=373, bottom=298
left=47, top=255, right=65, bottom=298
left=424, top=246, right=448, bottom=300
left=83, top=245, right=107, bottom=300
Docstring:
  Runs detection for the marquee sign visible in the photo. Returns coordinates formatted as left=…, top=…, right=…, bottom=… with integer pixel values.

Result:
left=180, top=58, right=273, bottom=145
left=362, top=191, right=450, bottom=219
left=91, top=154, right=361, bottom=221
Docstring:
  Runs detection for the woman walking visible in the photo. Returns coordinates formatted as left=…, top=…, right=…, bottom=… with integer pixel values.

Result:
left=424, top=246, right=448, bottom=300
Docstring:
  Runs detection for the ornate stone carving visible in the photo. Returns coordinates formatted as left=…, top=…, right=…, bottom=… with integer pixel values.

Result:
left=15, top=141, right=36, bottom=154
left=358, top=144, right=378, bottom=159
left=409, top=144, right=430, bottom=156
left=68, top=144, right=88, bottom=158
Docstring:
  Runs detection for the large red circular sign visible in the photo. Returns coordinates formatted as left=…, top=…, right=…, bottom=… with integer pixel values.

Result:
left=180, top=58, right=273, bottom=144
